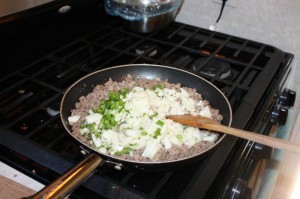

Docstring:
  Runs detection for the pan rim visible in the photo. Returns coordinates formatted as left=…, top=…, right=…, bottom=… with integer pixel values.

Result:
left=60, top=64, right=233, bottom=165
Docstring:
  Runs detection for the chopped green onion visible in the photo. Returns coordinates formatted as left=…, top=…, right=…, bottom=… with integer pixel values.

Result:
left=119, top=88, right=129, bottom=97
left=80, top=123, right=98, bottom=134
left=176, top=134, right=183, bottom=141
left=100, top=113, right=117, bottom=130
left=149, top=112, right=158, bottom=119
left=94, top=131, right=101, bottom=138
left=93, top=89, right=128, bottom=114
left=153, top=128, right=161, bottom=139
left=156, top=120, right=164, bottom=126
left=80, top=123, right=88, bottom=129
left=152, top=84, right=164, bottom=90
left=115, top=146, right=133, bottom=155
left=91, top=89, right=130, bottom=130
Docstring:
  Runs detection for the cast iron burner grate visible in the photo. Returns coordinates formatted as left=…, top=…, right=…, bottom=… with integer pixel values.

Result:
left=0, top=5, right=293, bottom=199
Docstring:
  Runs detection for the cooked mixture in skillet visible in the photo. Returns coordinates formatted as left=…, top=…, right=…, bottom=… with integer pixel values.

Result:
left=68, top=75, right=223, bottom=162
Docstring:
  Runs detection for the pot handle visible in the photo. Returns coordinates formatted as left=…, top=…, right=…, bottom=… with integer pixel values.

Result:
left=31, top=153, right=103, bottom=199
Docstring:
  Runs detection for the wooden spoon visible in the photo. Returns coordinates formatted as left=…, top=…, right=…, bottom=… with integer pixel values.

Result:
left=166, top=114, right=300, bottom=154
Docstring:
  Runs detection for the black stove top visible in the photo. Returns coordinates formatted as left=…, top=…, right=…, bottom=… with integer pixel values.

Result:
left=0, top=2, right=294, bottom=199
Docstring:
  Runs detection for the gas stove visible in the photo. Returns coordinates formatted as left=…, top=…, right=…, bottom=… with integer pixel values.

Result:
left=0, top=1, right=296, bottom=199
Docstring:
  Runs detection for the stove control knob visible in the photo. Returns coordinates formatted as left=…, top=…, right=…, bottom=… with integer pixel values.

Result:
left=230, top=178, right=252, bottom=199
left=279, top=88, right=296, bottom=107
left=271, top=104, right=288, bottom=125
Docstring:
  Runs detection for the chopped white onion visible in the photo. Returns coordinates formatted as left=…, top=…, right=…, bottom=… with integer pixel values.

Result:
left=199, top=106, right=213, bottom=118
left=203, top=134, right=218, bottom=142
left=92, top=134, right=102, bottom=147
left=142, top=140, right=162, bottom=159
left=68, top=115, right=81, bottom=123
left=162, top=137, right=172, bottom=150
left=85, top=113, right=102, bottom=124
left=78, top=86, right=219, bottom=159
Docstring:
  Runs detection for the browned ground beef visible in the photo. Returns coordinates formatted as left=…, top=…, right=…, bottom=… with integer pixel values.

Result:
left=70, top=74, right=223, bottom=162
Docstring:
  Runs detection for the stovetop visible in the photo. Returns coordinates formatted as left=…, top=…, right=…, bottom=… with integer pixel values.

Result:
left=0, top=2, right=294, bottom=199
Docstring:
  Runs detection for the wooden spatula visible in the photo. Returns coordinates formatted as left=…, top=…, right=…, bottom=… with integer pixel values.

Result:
left=166, top=114, right=300, bottom=154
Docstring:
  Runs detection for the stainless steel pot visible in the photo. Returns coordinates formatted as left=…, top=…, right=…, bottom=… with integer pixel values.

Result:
left=124, top=8, right=178, bottom=33
left=105, top=0, right=183, bottom=33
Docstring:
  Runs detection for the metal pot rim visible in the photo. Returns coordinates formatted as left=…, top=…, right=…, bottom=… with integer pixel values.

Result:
left=112, top=0, right=178, bottom=7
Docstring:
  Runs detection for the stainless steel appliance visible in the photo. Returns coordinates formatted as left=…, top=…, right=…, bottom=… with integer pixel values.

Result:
left=0, top=1, right=296, bottom=198
left=104, top=0, right=183, bottom=33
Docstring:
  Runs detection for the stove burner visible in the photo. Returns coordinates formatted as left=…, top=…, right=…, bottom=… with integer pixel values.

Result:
left=135, top=42, right=158, bottom=57
left=192, top=58, right=232, bottom=80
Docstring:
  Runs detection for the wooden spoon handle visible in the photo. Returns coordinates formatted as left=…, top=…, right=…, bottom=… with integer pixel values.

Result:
left=166, top=114, right=300, bottom=154
left=207, top=123, right=300, bottom=154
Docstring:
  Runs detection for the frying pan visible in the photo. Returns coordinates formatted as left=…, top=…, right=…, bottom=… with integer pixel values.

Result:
left=32, top=64, right=232, bottom=198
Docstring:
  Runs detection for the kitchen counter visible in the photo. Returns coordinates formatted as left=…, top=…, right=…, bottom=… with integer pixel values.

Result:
left=0, top=175, right=36, bottom=199
left=0, top=161, right=44, bottom=198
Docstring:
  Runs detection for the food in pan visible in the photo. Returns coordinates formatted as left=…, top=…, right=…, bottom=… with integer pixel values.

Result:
left=68, top=75, right=223, bottom=162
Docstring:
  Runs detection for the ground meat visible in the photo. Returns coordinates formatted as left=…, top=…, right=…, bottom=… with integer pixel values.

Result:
left=69, top=74, right=223, bottom=162
left=117, top=141, right=214, bottom=162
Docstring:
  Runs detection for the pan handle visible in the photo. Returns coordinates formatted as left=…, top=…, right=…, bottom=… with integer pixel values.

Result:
left=31, top=153, right=103, bottom=199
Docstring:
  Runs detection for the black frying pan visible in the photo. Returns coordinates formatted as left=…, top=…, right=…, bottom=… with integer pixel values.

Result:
left=32, top=64, right=232, bottom=199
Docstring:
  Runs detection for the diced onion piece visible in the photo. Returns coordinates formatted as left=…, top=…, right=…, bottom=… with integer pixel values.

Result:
left=102, top=130, right=115, bottom=142
left=125, top=129, right=139, bottom=138
left=162, top=137, right=172, bottom=150
left=199, top=106, right=212, bottom=118
left=184, top=130, right=197, bottom=147
left=180, top=88, right=190, bottom=97
left=142, top=140, right=162, bottom=159
left=68, top=115, right=81, bottom=123
left=98, top=147, right=107, bottom=154
left=170, top=135, right=182, bottom=146
left=113, top=145, right=124, bottom=152
left=80, top=128, right=89, bottom=135
left=131, top=138, right=147, bottom=150
left=85, top=113, right=102, bottom=124
left=202, top=133, right=218, bottom=142
left=91, top=134, right=102, bottom=147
